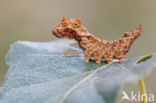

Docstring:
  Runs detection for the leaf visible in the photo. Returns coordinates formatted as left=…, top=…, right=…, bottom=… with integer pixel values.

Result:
left=137, top=55, right=152, bottom=64
left=70, top=43, right=80, bottom=49
left=0, top=39, right=156, bottom=103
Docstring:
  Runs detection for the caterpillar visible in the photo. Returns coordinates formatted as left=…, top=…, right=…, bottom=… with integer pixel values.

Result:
left=52, top=17, right=142, bottom=64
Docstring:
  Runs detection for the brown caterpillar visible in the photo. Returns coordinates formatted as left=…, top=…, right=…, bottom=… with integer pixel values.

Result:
left=52, top=17, right=142, bottom=64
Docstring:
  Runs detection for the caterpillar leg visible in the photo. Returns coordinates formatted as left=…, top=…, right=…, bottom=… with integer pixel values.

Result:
left=84, top=48, right=93, bottom=63
left=94, top=54, right=102, bottom=64
left=104, top=49, right=113, bottom=64
left=84, top=53, right=90, bottom=63
left=119, top=57, right=125, bottom=62
left=117, top=54, right=125, bottom=62
left=94, top=47, right=103, bottom=63
left=105, top=57, right=113, bottom=64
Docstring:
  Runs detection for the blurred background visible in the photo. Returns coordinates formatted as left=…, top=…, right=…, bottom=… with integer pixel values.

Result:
left=0, top=0, right=156, bottom=102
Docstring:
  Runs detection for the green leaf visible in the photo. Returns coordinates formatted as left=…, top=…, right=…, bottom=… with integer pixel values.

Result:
left=137, top=55, right=152, bottom=64
left=0, top=39, right=156, bottom=103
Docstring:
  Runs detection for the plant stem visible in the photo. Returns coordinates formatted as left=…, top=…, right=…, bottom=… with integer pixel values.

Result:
left=139, top=79, right=146, bottom=103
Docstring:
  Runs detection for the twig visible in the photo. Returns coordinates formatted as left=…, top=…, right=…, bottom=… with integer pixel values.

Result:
left=139, top=79, right=147, bottom=103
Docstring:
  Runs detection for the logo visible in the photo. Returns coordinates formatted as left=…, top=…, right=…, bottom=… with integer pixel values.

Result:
left=121, top=91, right=154, bottom=102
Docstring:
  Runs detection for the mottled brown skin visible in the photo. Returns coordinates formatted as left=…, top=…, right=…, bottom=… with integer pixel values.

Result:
left=52, top=17, right=142, bottom=64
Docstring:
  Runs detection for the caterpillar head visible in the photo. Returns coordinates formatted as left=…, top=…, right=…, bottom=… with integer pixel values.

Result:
left=52, top=17, right=82, bottom=39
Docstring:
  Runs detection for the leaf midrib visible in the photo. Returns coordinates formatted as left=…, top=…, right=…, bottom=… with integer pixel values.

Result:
left=59, top=64, right=111, bottom=103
